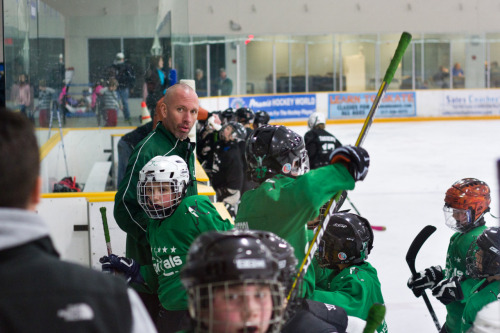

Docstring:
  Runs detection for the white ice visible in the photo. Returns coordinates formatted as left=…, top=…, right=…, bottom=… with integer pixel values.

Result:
left=290, top=119, right=500, bottom=332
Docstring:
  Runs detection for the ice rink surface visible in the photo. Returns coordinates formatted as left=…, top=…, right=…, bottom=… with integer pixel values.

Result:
left=290, top=119, right=500, bottom=331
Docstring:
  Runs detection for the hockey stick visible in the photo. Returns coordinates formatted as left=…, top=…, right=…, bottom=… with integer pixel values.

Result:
left=286, top=32, right=412, bottom=302
left=363, top=303, right=386, bottom=333
left=100, top=207, right=112, bottom=255
left=346, top=196, right=386, bottom=231
left=406, top=225, right=441, bottom=331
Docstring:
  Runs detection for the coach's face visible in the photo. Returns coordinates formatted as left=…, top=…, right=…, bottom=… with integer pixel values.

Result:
left=161, top=85, right=198, bottom=140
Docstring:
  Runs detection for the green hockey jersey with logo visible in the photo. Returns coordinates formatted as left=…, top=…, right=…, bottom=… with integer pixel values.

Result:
left=460, top=279, right=500, bottom=333
left=311, top=262, right=387, bottom=333
left=443, top=225, right=487, bottom=333
left=235, top=163, right=355, bottom=298
left=146, top=195, right=233, bottom=311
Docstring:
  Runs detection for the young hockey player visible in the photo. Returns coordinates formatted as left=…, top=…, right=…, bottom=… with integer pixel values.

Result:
left=209, top=121, right=247, bottom=217
left=311, top=212, right=387, bottom=332
left=252, top=110, right=270, bottom=129
left=250, top=230, right=368, bottom=333
left=179, top=230, right=286, bottom=333
left=304, top=112, right=342, bottom=170
left=101, top=155, right=233, bottom=333
left=407, top=178, right=491, bottom=333
left=235, top=124, right=369, bottom=298
left=460, top=227, right=500, bottom=332
left=235, top=107, right=255, bottom=139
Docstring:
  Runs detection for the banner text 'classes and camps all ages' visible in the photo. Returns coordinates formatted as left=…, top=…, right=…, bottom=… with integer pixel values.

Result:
left=229, top=94, right=316, bottom=120
left=328, top=92, right=416, bottom=119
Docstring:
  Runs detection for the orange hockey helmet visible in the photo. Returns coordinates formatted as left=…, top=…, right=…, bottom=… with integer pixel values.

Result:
left=443, top=178, right=490, bottom=232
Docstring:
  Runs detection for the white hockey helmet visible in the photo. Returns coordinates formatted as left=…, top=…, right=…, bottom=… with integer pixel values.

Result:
left=137, top=155, right=190, bottom=219
left=307, top=112, right=326, bottom=129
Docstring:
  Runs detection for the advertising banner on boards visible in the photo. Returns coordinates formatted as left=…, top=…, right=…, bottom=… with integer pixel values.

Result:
left=229, top=94, right=316, bottom=120
left=328, top=91, right=416, bottom=119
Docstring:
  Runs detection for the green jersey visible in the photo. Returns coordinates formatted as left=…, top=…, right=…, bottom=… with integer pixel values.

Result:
left=444, top=225, right=487, bottom=333
left=461, top=279, right=500, bottom=333
left=311, top=262, right=387, bottom=333
left=235, top=164, right=355, bottom=298
left=147, top=195, right=233, bottom=311
left=114, top=123, right=197, bottom=293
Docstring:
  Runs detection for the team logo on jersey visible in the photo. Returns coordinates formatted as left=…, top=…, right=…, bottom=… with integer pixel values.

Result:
left=282, top=163, right=292, bottom=174
left=152, top=246, right=183, bottom=276
left=338, top=252, right=347, bottom=260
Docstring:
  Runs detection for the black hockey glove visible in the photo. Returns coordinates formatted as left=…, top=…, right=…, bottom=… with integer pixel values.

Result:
left=99, top=254, right=144, bottom=284
left=431, top=276, right=464, bottom=305
left=329, top=146, right=369, bottom=181
left=407, top=265, right=444, bottom=297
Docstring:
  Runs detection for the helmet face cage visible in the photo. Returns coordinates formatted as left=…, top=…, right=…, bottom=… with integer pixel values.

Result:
left=137, top=156, right=189, bottom=219
left=246, top=125, right=309, bottom=183
left=466, top=228, right=500, bottom=278
left=444, top=178, right=491, bottom=233
left=188, top=280, right=285, bottom=333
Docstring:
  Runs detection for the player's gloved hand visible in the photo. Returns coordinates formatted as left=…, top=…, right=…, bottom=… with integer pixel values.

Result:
left=99, top=254, right=144, bottom=284
left=329, top=146, right=370, bottom=181
left=431, top=276, right=464, bottom=305
left=407, top=265, right=444, bottom=297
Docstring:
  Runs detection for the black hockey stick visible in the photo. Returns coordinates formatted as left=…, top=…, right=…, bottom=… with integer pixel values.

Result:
left=286, top=32, right=412, bottom=302
left=406, top=225, right=441, bottom=331
left=363, top=303, right=386, bottom=333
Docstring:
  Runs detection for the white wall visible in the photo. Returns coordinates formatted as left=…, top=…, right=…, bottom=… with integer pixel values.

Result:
left=185, top=0, right=500, bottom=36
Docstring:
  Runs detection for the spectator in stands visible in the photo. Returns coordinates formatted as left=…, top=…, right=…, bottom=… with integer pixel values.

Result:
left=194, top=68, right=207, bottom=97
left=216, top=68, right=233, bottom=96
left=110, top=52, right=135, bottom=125
left=144, top=56, right=168, bottom=119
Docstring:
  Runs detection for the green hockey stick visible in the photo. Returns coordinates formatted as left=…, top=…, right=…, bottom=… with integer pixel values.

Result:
left=363, top=303, right=386, bottom=333
left=287, top=32, right=412, bottom=302
left=100, top=207, right=112, bottom=255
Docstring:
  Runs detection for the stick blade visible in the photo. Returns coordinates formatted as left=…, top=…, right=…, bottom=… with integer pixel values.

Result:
left=363, top=303, right=386, bottom=333
left=405, top=225, right=436, bottom=265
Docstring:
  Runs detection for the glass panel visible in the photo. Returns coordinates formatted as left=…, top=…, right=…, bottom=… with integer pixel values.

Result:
left=338, top=34, right=376, bottom=92
left=422, top=34, right=451, bottom=89
left=275, top=36, right=290, bottom=94
left=290, top=36, right=306, bottom=93
left=308, top=35, right=335, bottom=92
left=246, top=37, right=272, bottom=95
left=486, top=33, right=500, bottom=87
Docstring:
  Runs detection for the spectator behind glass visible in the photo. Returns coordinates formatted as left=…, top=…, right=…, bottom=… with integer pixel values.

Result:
left=144, top=55, right=168, bottom=119
left=0, top=108, right=157, bottom=333
left=10, top=73, right=33, bottom=121
left=194, top=68, right=207, bottom=97
left=216, top=68, right=233, bottom=96
left=110, top=52, right=136, bottom=125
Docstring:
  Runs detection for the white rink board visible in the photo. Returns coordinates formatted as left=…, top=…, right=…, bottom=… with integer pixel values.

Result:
left=88, top=201, right=127, bottom=270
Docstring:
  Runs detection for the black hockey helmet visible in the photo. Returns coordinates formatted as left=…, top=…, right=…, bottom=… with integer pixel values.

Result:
left=180, top=230, right=285, bottom=333
left=219, top=121, right=247, bottom=142
left=254, top=110, right=271, bottom=128
left=221, top=107, right=236, bottom=124
left=181, top=230, right=281, bottom=289
left=466, top=227, right=500, bottom=278
left=236, top=107, right=255, bottom=124
left=249, top=230, right=298, bottom=294
left=246, top=125, right=309, bottom=183
left=316, top=212, right=374, bottom=269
